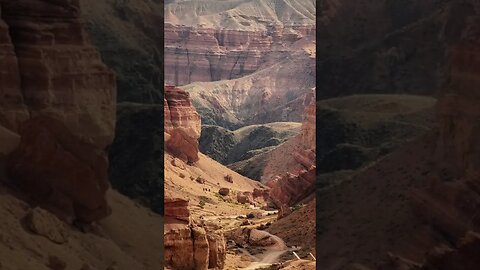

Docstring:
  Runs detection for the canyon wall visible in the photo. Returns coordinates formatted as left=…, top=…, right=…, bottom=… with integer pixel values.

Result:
left=0, top=0, right=116, bottom=148
left=165, top=23, right=315, bottom=86
left=0, top=0, right=116, bottom=223
left=164, top=197, right=226, bottom=270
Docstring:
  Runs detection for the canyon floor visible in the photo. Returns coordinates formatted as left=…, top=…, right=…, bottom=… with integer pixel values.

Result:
left=164, top=151, right=315, bottom=269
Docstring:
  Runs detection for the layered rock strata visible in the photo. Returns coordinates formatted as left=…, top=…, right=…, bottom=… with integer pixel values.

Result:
left=0, top=0, right=116, bottom=148
left=0, top=0, right=116, bottom=223
left=164, top=197, right=226, bottom=270
left=165, top=23, right=315, bottom=86
left=164, top=85, right=202, bottom=163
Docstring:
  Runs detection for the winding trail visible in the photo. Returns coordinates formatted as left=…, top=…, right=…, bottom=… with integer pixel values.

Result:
left=242, top=233, right=288, bottom=269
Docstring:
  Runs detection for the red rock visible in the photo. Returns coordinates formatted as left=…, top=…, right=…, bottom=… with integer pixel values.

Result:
left=8, top=116, right=111, bottom=223
left=277, top=205, right=292, bottom=220
left=164, top=23, right=315, bottom=85
left=265, top=91, right=316, bottom=206
left=164, top=197, right=190, bottom=222
left=0, top=0, right=116, bottom=148
left=269, top=167, right=316, bottom=207
left=224, top=174, right=233, bottom=183
left=164, top=198, right=226, bottom=270
left=219, top=188, right=230, bottom=196
left=164, top=85, right=201, bottom=163
left=237, top=191, right=254, bottom=205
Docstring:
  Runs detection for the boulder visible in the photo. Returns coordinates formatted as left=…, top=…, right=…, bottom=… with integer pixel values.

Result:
left=24, top=207, right=69, bottom=244
left=219, top=188, right=230, bottom=196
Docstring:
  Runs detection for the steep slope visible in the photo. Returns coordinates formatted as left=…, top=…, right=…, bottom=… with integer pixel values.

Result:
left=184, top=54, right=315, bottom=128
left=0, top=180, right=163, bottom=270
left=165, top=0, right=316, bottom=31
left=199, top=122, right=301, bottom=166
left=163, top=85, right=275, bottom=269
left=317, top=95, right=436, bottom=176
left=316, top=3, right=480, bottom=269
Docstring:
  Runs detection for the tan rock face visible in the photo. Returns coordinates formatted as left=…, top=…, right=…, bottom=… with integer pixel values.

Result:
left=207, top=232, right=227, bottom=269
left=8, top=116, right=111, bottom=223
left=164, top=197, right=226, bottom=270
left=0, top=0, right=116, bottom=148
left=164, top=85, right=202, bottom=163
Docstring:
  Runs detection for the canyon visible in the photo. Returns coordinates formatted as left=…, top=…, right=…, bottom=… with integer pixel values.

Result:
left=163, top=1, right=316, bottom=268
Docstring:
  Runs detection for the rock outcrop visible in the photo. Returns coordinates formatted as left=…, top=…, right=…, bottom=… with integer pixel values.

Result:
left=164, top=197, right=226, bottom=270
left=264, top=90, right=316, bottom=207
left=0, top=0, right=116, bottom=148
left=0, top=0, right=116, bottom=223
left=164, top=197, right=190, bottom=222
left=8, top=116, right=111, bottom=223
left=164, top=85, right=202, bottom=163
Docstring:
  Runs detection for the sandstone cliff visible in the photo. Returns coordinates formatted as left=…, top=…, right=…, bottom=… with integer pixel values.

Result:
left=0, top=0, right=116, bottom=148
left=0, top=1, right=164, bottom=270
left=0, top=0, right=116, bottom=223
left=263, top=90, right=316, bottom=207
left=164, top=197, right=226, bottom=270
left=164, top=85, right=202, bottom=163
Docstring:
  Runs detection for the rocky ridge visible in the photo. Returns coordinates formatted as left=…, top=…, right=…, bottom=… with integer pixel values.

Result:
left=264, top=90, right=316, bottom=207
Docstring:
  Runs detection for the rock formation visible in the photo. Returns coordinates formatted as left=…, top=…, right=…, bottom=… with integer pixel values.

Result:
left=264, top=90, right=316, bottom=207
left=164, top=197, right=226, bottom=270
left=164, top=86, right=227, bottom=269
left=8, top=116, right=111, bottom=223
left=0, top=0, right=116, bottom=223
left=0, top=5, right=28, bottom=131
left=0, top=0, right=116, bottom=148
left=164, top=85, right=202, bottom=163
